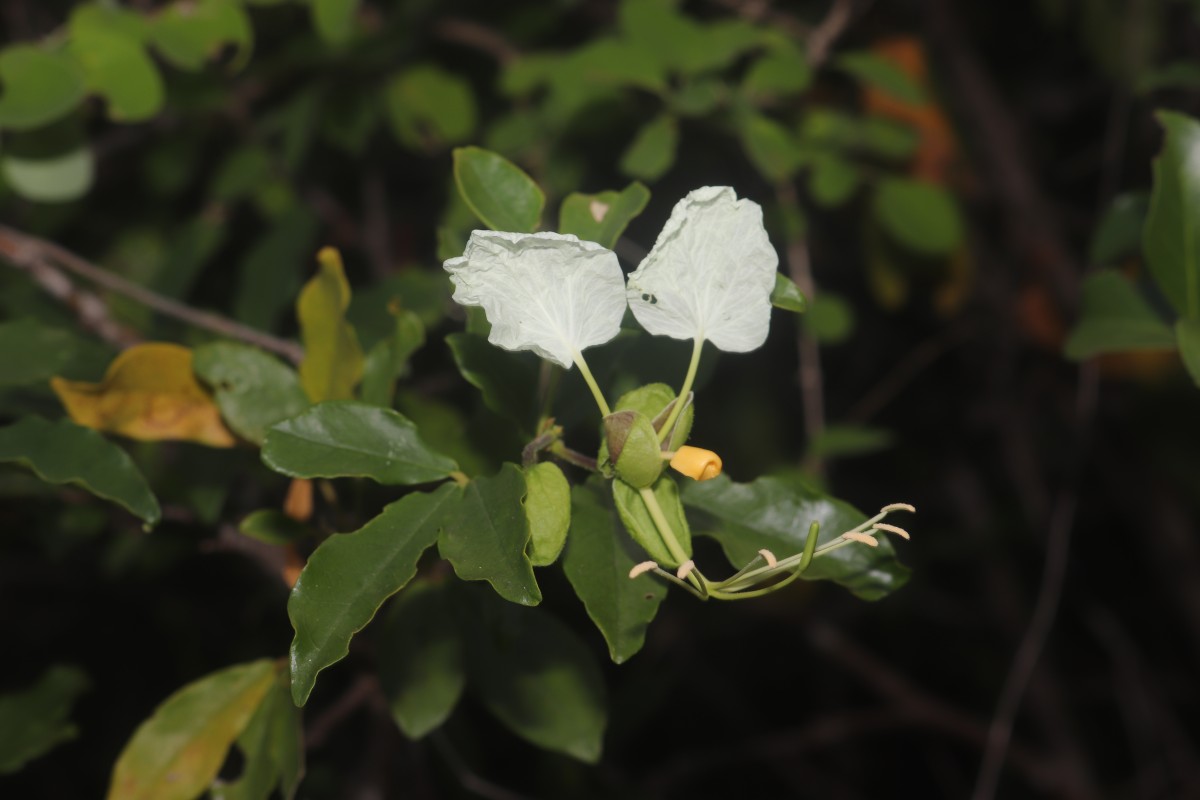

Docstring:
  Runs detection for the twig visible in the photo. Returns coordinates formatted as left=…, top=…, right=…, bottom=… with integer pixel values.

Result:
left=805, top=0, right=861, bottom=67
left=434, top=18, right=520, bottom=65
left=0, top=224, right=304, bottom=364
left=431, top=731, right=534, bottom=800
left=361, top=173, right=393, bottom=279
left=845, top=321, right=972, bottom=424
left=305, top=673, right=382, bottom=750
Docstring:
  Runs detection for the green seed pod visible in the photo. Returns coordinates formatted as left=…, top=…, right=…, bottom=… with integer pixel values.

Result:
left=603, top=410, right=664, bottom=489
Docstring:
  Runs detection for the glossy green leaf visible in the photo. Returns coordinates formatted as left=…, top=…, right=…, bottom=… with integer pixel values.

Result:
left=211, top=669, right=303, bottom=800
left=107, top=660, right=279, bottom=800
left=809, top=153, right=860, bottom=208
left=0, top=46, right=85, bottom=131
left=742, top=43, right=812, bottom=101
left=1177, top=319, right=1200, bottom=387
left=0, top=416, right=159, bottom=524
left=439, top=464, right=541, bottom=606
left=805, top=292, right=855, bottom=344
left=377, top=580, right=465, bottom=739
left=558, top=182, right=651, bottom=249
left=193, top=343, right=309, bottom=445
left=861, top=118, right=919, bottom=159
left=360, top=309, right=424, bottom=408
left=524, top=462, right=571, bottom=567
left=1144, top=111, right=1200, bottom=319
left=288, top=483, right=460, bottom=705
left=70, top=28, right=164, bottom=122
left=683, top=474, right=911, bottom=600
left=238, top=510, right=310, bottom=546
left=620, top=0, right=759, bottom=75
left=149, top=0, right=252, bottom=72
left=446, top=332, right=538, bottom=432
left=612, top=474, right=691, bottom=568
left=386, top=66, right=477, bottom=150
left=262, top=401, right=457, bottom=485
left=873, top=178, right=964, bottom=256
left=312, top=0, right=359, bottom=44
left=1064, top=272, right=1175, bottom=359
left=835, top=51, right=924, bottom=103
left=0, top=665, right=89, bottom=775
left=2, top=147, right=94, bottom=203
left=770, top=273, right=807, bottom=313
left=807, top=424, right=894, bottom=460
left=1090, top=193, right=1149, bottom=267
left=563, top=481, right=666, bottom=663
left=463, top=598, right=606, bottom=763
left=671, top=78, right=723, bottom=116
left=739, top=112, right=803, bottom=183
left=68, top=5, right=147, bottom=42
left=298, top=248, right=364, bottom=402
left=620, top=114, right=678, bottom=181
left=452, top=146, right=543, bottom=233
left=0, top=318, right=75, bottom=387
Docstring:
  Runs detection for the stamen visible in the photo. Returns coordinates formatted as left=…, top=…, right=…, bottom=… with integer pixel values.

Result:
left=841, top=532, right=879, bottom=547
left=676, top=559, right=696, bottom=580
left=757, top=548, right=778, bottom=568
left=881, top=502, right=916, bottom=514
left=872, top=523, right=910, bottom=540
left=629, top=561, right=659, bottom=579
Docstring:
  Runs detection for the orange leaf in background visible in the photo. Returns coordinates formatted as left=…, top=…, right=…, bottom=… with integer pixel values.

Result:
left=51, top=342, right=237, bottom=448
left=283, top=477, right=313, bottom=522
left=863, top=37, right=959, bottom=186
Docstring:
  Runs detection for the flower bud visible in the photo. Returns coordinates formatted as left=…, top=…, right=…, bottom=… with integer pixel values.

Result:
left=669, top=446, right=722, bottom=481
left=603, top=410, right=665, bottom=488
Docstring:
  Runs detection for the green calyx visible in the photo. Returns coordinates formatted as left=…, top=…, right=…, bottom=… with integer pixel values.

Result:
left=603, top=410, right=664, bottom=489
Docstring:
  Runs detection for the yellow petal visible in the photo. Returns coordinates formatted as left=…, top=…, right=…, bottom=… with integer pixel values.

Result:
left=669, top=445, right=722, bottom=481
left=51, top=342, right=236, bottom=447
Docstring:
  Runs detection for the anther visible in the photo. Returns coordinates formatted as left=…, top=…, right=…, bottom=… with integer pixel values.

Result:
left=629, top=561, right=659, bottom=579
left=758, top=548, right=778, bottom=568
left=841, top=532, right=879, bottom=547
left=676, top=559, right=696, bottom=580
left=872, top=523, right=910, bottom=540
left=881, top=502, right=916, bottom=513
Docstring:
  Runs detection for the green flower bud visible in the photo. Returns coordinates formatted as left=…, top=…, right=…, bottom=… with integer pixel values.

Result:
left=603, top=410, right=664, bottom=489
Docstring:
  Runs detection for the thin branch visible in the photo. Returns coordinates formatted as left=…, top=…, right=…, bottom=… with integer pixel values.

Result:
left=434, top=18, right=520, bottom=65
left=805, top=0, right=861, bottom=67
left=431, top=731, right=534, bottom=800
left=305, top=673, right=382, bottom=750
left=0, top=224, right=304, bottom=364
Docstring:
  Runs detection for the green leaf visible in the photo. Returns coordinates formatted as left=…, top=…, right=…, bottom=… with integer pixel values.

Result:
left=385, top=65, right=477, bottom=150
left=739, top=112, right=803, bottom=183
left=612, top=474, right=691, bottom=568
left=1136, top=61, right=1200, bottom=94
left=683, top=474, right=911, bottom=600
left=312, top=0, right=359, bottom=44
left=233, top=207, right=319, bottom=332
left=1144, top=111, right=1200, bottom=319
left=563, top=481, right=666, bottom=663
left=288, top=483, right=460, bottom=705
left=670, top=78, right=723, bottom=116
left=70, top=28, right=164, bottom=122
left=873, top=178, right=964, bottom=256
left=835, top=51, right=924, bottom=103
left=1064, top=272, right=1175, bottom=359
left=742, top=43, right=812, bottom=101
left=1090, top=193, right=1149, bottom=267
left=446, top=332, right=538, bottom=432
left=860, top=118, right=919, bottom=159
left=524, top=462, right=571, bottom=566
left=2, top=146, right=94, bottom=203
left=107, top=660, right=279, bottom=800
left=0, top=46, right=85, bottom=131
left=377, top=580, right=465, bottom=739
left=805, top=292, right=855, bottom=344
left=0, top=665, right=89, bottom=775
left=262, top=401, right=458, bottom=485
left=770, top=273, right=807, bottom=313
left=619, top=114, right=678, bottom=181
left=558, top=182, right=651, bottom=249
left=211, top=669, right=304, bottom=800
left=0, top=416, right=159, bottom=525
left=193, top=343, right=309, bottom=445
left=298, top=248, right=364, bottom=402
left=439, top=464, right=541, bottom=606
left=452, top=146, right=544, bottom=233
left=0, top=318, right=76, bottom=387
left=809, top=153, right=860, bottom=208
left=360, top=309, right=425, bottom=408
left=807, top=424, right=894, bottom=460
left=463, top=597, right=606, bottom=763
left=1177, top=319, right=1200, bottom=387
left=238, top=510, right=310, bottom=546
left=148, top=0, right=252, bottom=72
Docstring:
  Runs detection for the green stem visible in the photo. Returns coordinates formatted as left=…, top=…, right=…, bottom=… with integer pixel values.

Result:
left=657, top=337, right=703, bottom=444
left=572, top=350, right=611, bottom=417
left=638, top=485, right=706, bottom=595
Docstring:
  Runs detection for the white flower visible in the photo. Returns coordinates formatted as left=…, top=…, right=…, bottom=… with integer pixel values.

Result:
left=626, top=186, right=778, bottom=352
left=444, top=230, right=626, bottom=369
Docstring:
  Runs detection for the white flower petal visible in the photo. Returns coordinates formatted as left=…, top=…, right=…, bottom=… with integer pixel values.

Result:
left=444, top=230, right=626, bottom=369
left=627, top=186, right=778, bottom=352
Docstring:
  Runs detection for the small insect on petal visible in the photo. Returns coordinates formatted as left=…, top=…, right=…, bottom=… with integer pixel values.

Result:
left=629, top=560, right=659, bottom=579
left=841, top=532, right=879, bottom=547
left=676, top=559, right=696, bottom=580
left=881, top=502, right=916, bottom=513
left=669, top=445, right=722, bottom=481
left=872, top=523, right=910, bottom=540
left=758, top=548, right=778, bottom=568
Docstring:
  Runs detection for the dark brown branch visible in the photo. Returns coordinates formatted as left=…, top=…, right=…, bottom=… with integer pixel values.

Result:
left=434, top=18, right=520, bottom=65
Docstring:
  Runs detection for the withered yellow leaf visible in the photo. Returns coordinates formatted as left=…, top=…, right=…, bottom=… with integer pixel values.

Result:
left=51, top=342, right=237, bottom=448
left=298, top=247, right=364, bottom=402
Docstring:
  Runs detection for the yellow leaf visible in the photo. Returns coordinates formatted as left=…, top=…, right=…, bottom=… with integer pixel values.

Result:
left=298, top=247, right=363, bottom=401
left=51, top=342, right=237, bottom=448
